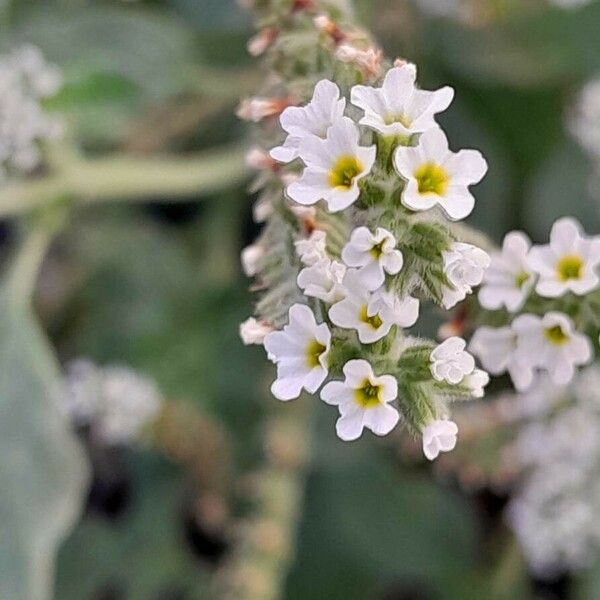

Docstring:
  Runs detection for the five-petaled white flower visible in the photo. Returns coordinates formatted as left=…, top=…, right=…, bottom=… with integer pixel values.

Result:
left=239, top=317, right=273, bottom=345
left=469, top=325, right=536, bottom=392
left=320, top=359, right=399, bottom=441
left=441, top=242, right=490, bottom=309
left=478, top=231, right=535, bottom=312
left=527, top=217, right=600, bottom=298
left=430, top=336, right=475, bottom=384
left=264, top=304, right=331, bottom=401
left=297, top=259, right=346, bottom=304
left=329, top=272, right=418, bottom=343
left=271, top=79, right=346, bottom=163
left=512, top=312, right=592, bottom=386
left=295, top=229, right=328, bottom=266
left=350, top=63, right=454, bottom=138
left=287, top=116, right=376, bottom=212
left=421, top=419, right=459, bottom=461
left=341, top=226, right=404, bottom=290
left=393, top=128, right=487, bottom=221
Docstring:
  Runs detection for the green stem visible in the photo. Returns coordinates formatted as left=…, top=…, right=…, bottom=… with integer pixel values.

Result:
left=7, top=220, right=56, bottom=304
left=0, top=144, right=249, bottom=218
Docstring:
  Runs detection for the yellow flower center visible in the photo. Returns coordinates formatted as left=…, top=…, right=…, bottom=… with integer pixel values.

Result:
left=514, top=271, right=530, bottom=289
left=354, top=379, right=382, bottom=408
left=544, top=325, right=569, bottom=346
left=306, top=339, right=326, bottom=368
left=384, top=113, right=412, bottom=128
left=370, top=240, right=386, bottom=260
left=414, top=163, right=449, bottom=196
left=328, top=155, right=363, bottom=190
left=359, top=305, right=383, bottom=330
left=556, top=255, right=584, bottom=282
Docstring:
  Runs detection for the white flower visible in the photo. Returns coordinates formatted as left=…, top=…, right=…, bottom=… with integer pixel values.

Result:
left=98, top=367, right=162, bottom=445
left=463, top=368, right=490, bottom=398
left=421, top=419, right=459, bottom=460
left=294, top=229, right=328, bottom=266
left=350, top=64, right=454, bottom=138
left=241, top=244, right=264, bottom=277
left=329, top=272, right=418, bottom=343
left=569, top=78, right=600, bottom=160
left=287, top=116, right=376, bottom=212
left=297, top=259, right=346, bottom=303
left=527, top=217, right=600, bottom=298
left=320, top=359, right=399, bottom=441
left=270, top=79, right=346, bottom=163
left=0, top=45, right=63, bottom=175
left=469, top=325, right=536, bottom=392
left=341, top=226, right=404, bottom=290
left=512, top=312, right=593, bottom=386
left=441, top=242, right=490, bottom=308
left=239, top=317, right=273, bottom=345
left=393, top=128, right=487, bottom=221
left=263, top=304, right=331, bottom=401
left=430, top=336, right=475, bottom=384
left=478, top=231, right=535, bottom=312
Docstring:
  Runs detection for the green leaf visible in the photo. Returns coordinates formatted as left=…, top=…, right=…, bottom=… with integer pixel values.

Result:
left=12, top=4, right=198, bottom=146
left=0, top=283, right=88, bottom=599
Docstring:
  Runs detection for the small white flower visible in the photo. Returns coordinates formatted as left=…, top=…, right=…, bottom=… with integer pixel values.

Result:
left=469, top=325, right=536, bottom=392
left=393, top=128, right=487, bottom=221
left=239, top=317, right=273, bottom=345
left=421, top=419, right=459, bottom=461
left=295, top=229, right=328, bottom=266
left=463, top=368, right=490, bottom=398
left=241, top=244, right=264, bottom=277
left=527, top=217, right=600, bottom=298
left=341, top=226, right=404, bottom=290
left=270, top=79, right=346, bottom=163
left=478, top=231, right=535, bottom=312
left=329, top=272, right=418, bottom=343
left=287, top=116, right=376, bottom=212
left=350, top=64, right=454, bottom=138
left=430, top=336, right=475, bottom=384
left=512, top=312, right=592, bottom=386
left=320, top=359, right=399, bottom=441
left=297, top=258, right=346, bottom=303
left=441, top=242, right=490, bottom=308
left=263, top=304, right=331, bottom=401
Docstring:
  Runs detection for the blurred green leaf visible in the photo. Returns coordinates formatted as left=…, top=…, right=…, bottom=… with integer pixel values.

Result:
left=0, top=273, right=88, bottom=599
left=523, top=141, right=600, bottom=242
left=56, top=452, right=211, bottom=600
left=434, top=3, right=600, bottom=88
left=12, top=4, right=197, bottom=146
left=285, top=410, right=483, bottom=599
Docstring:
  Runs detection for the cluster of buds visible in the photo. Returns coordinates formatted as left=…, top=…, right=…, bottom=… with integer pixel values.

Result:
left=239, top=2, right=493, bottom=460
left=470, top=217, right=600, bottom=393
left=63, top=359, right=163, bottom=446
left=0, top=45, right=63, bottom=178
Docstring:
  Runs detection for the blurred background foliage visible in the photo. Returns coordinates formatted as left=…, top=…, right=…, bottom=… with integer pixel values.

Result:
left=2, top=0, right=600, bottom=598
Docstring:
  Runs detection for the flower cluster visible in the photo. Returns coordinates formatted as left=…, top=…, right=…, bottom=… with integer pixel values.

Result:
left=63, top=359, right=163, bottom=446
left=239, top=4, right=491, bottom=459
left=470, top=217, right=599, bottom=392
left=0, top=45, right=63, bottom=178
left=507, top=366, right=600, bottom=577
